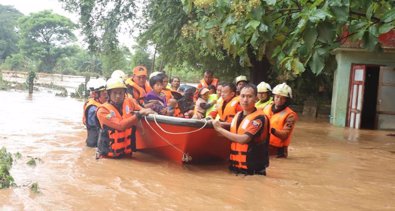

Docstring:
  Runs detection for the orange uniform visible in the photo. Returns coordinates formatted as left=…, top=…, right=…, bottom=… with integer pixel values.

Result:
left=82, top=98, right=101, bottom=147
left=264, top=104, right=297, bottom=157
left=82, top=98, right=100, bottom=126
left=96, top=98, right=140, bottom=158
left=211, top=96, right=242, bottom=123
left=229, top=109, right=270, bottom=174
left=197, top=78, right=219, bottom=89
left=125, top=78, right=152, bottom=105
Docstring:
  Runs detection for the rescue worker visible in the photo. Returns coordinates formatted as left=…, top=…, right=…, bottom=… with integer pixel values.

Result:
left=235, top=75, right=248, bottom=95
left=212, top=84, right=270, bottom=175
left=111, top=70, right=128, bottom=81
left=209, top=83, right=242, bottom=124
left=125, top=65, right=152, bottom=105
left=255, top=81, right=273, bottom=110
left=82, top=78, right=108, bottom=147
left=96, top=77, right=154, bottom=158
left=263, top=83, right=297, bottom=158
left=197, top=70, right=219, bottom=89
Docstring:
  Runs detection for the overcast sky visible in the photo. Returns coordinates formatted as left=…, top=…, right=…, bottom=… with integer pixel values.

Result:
left=0, top=0, right=138, bottom=49
left=0, top=0, right=78, bottom=21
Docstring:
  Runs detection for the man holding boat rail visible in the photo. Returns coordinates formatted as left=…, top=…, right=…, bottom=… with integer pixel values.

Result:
left=212, top=84, right=270, bottom=175
left=96, top=77, right=155, bottom=158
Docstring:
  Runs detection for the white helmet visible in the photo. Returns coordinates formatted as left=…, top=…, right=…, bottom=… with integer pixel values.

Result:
left=235, top=75, right=248, bottom=84
left=111, top=70, right=127, bottom=81
left=149, top=71, right=163, bottom=79
left=86, top=79, right=96, bottom=91
left=272, top=83, right=292, bottom=98
left=93, top=78, right=107, bottom=91
left=257, top=82, right=272, bottom=93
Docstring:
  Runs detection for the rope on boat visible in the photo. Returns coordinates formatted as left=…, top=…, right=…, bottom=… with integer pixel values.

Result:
left=143, top=116, right=192, bottom=162
left=152, top=114, right=208, bottom=135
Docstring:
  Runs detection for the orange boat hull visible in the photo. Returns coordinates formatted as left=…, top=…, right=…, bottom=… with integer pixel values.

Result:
left=135, top=115, right=230, bottom=163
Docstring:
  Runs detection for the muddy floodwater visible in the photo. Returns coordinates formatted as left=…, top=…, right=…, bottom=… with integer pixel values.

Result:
left=0, top=90, right=394, bottom=210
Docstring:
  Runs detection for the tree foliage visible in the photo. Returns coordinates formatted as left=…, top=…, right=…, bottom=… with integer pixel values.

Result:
left=101, top=46, right=131, bottom=77
left=54, top=46, right=102, bottom=75
left=129, top=45, right=152, bottom=71
left=18, top=10, right=77, bottom=72
left=58, top=0, right=395, bottom=94
left=59, top=0, right=136, bottom=53
left=139, top=0, right=248, bottom=78
left=0, top=5, right=23, bottom=62
left=182, top=0, right=395, bottom=76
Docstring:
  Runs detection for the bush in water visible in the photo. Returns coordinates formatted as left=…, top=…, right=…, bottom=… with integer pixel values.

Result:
left=0, top=147, right=14, bottom=189
left=30, top=182, right=40, bottom=193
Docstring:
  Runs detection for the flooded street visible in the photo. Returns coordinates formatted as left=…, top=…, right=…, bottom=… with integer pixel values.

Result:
left=0, top=90, right=394, bottom=210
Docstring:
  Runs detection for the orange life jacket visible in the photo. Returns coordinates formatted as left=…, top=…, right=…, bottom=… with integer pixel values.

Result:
left=264, top=105, right=297, bottom=147
left=125, top=78, right=152, bottom=105
left=97, top=100, right=136, bottom=158
left=162, top=88, right=173, bottom=102
left=173, top=107, right=183, bottom=117
left=83, top=98, right=102, bottom=147
left=218, top=96, right=240, bottom=123
left=197, top=78, right=219, bottom=89
left=82, top=98, right=101, bottom=127
left=229, top=110, right=270, bottom=171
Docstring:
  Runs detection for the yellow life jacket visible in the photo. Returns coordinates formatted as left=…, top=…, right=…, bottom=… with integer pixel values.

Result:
left=255, top=97, right=273, bottom=110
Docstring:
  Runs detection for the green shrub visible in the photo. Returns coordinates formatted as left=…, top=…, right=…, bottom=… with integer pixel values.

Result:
left=0, top=147, right=14, bottom=189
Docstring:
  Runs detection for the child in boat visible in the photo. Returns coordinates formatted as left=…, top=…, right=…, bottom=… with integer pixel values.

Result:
left=205, top=85, right=218, bottom=117
left=192, top=88, right=215, bottom=119
left=177, top=87, right=195, bottom=118
left=144, top=74, right=176, bottom=116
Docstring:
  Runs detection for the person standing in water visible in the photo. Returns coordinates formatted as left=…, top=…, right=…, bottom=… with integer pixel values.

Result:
left=212, top=84, right=270, bottom=175
left=96, top=77, right=154, bottom=158
left=255, top=81, right=273, bottom=110
left=263, top=83, right=297, bottom=158
left=82, top=78, right=107, bottom=147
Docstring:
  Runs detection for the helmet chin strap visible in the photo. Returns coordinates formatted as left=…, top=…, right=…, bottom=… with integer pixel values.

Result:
left=272, top=99, right=290, bottom=114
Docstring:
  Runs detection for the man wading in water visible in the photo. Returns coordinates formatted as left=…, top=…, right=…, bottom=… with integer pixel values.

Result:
left=96, top=77, right=154, bottom=158
left=212, top=84, right=270, bottom=175
left=263, top=83, right=298, bottom=158
left=82, top=78, right=107, bottom=147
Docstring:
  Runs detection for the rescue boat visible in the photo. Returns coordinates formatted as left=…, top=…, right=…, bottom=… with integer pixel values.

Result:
left=135, top=114, right=230, bottom=163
